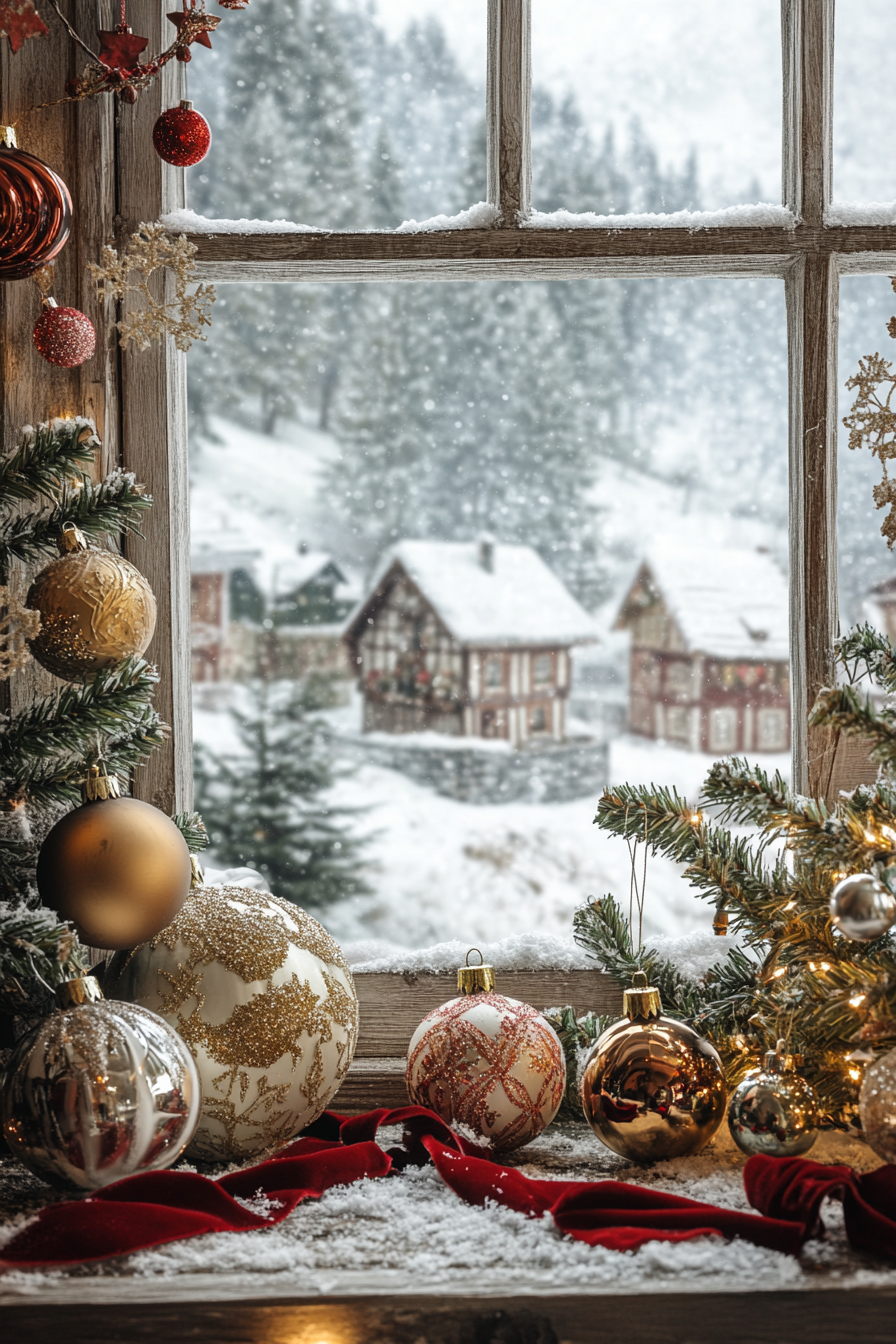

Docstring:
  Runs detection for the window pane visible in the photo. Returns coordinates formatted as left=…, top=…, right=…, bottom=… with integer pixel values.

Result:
left=186, top=0, right=485, bottom=229
left=838, top=275, right=896, bottom=631
left=532, top=0, right=782, bottom=215
left=189, top=277, right=787, bottom=950
left=834, top=0, right=896, bottom=204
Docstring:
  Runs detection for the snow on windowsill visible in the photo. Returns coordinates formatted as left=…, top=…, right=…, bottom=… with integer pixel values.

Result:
left=826, top=201, right=896, bottom=227
left=524, top=204, right=796, bottom=232
left=159, top=202, right=501, bottom=237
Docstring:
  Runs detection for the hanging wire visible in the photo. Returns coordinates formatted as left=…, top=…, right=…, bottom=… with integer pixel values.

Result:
left=625, top=802, right=650, bottom=952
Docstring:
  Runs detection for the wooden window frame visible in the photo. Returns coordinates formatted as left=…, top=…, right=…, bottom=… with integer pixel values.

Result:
left=3, top=0, right=892, bottom=809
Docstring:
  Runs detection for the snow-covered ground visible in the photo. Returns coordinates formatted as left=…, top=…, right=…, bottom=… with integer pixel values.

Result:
left=193, top=687, right=787, bottom=951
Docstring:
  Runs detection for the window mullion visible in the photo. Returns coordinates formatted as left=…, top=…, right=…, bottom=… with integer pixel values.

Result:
left=487, top=0, right=531, bottom=221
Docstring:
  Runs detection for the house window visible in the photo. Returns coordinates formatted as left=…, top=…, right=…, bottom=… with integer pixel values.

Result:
left=532, top=653, right=553, bottom=686
left=485, top=656, right=504, bottom=689
left=757, top=708, right=789, bottom=752
left=529, top=704, right=548, bottom=734
left=665, top=707, right=689, bottom=742
left=665, top=661, right=692, bottom=697
left=710, top=708, right=739, bottom=754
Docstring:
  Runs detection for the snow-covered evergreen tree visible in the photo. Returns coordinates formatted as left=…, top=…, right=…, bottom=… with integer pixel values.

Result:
left=194, top=677, right=369, bottom=911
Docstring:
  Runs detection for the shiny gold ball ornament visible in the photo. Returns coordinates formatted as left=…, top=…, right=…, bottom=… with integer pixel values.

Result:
left=727, top=1041, right=819, bottom=1158
left=1, top=975, right=200, bottom=1190
left=406, top=952, right=566, bottom=1153
left=859, top=1047, right=896, bottom=1163
left=581, top=972, right=727, bottom=1162
left=106, top=882, right=359, bottom=1161
left=37, top=766, right=192, bottom=950
left=829, top=872, right=896, bottom=942
left=27, top=522, right=156, bottom=681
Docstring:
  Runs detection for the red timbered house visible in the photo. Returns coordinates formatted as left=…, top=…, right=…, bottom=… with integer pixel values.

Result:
left=343, top=539, right=596, bottom=745
left=615, top=545, right=790, bottom=754
left=191, top=525, right=261, bottom=683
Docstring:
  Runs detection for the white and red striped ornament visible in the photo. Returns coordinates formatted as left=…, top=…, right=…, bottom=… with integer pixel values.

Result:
left=406, top=953, right=565, bottom=1153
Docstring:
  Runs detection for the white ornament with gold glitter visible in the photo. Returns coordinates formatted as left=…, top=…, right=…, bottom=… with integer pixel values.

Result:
left=106, top=880, right=358, bottom=1161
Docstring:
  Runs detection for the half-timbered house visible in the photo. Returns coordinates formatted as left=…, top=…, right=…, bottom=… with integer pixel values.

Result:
left=343, top=539, right=596, bottom=745
left=615, top=544, right=790, bottom=754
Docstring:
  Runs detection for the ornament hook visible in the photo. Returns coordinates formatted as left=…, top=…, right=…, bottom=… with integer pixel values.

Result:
left=458, top=948, right=495, bottom=996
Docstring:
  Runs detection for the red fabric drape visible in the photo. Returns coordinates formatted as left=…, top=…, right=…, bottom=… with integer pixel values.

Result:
left=2, top=1107, right=890, bottom=1269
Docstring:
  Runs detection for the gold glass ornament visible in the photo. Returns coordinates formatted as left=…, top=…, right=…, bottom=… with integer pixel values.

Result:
left=37, top=765, right=192, bottom=950
left=727, top=1041, right=819, bottom=1158
left=1, top=975, right=199, bottom=1190
left=580, top=972, right=727, bottom=1162
left=406, top=950, right=566, bottom=1153
left=106, top=881, right=359, bottom=1162
left=27, top=522, right=156, bottom=681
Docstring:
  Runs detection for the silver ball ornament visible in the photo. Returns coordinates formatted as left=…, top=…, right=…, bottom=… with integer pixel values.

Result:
left=830, top=873, right=896, bottom=942
left=1, top=976, right=200, bottom=1190
left=727, top=1045, right=819, bottom=1158
left=860, top=1048, right=896, bottom=1163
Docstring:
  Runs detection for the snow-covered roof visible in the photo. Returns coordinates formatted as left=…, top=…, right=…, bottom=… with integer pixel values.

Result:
left=617, top=543, right=789, bottom=661
left=273, top=551, right=346, bottom=596
left=191, top=521, right=261, bottom=576
left=348, top=540, right=597, bottom=648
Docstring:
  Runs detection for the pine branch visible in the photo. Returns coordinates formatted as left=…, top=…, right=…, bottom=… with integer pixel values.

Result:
left=0, top=902, right=85, bottom=1015
left=0, top=418, right=97, bottom=505
left=836, top=622, right=896, bottom=693
left=173, top=810, right=209, bottom=854
left=810, top=685, right=896, bottom=767
left=0, top=473, right=152, bottom=568
left=701, top=757, right=794, bottom=830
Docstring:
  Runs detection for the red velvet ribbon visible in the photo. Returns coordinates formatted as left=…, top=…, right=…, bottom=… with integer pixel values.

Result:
left=1, top=1107, right=883, bottom=1269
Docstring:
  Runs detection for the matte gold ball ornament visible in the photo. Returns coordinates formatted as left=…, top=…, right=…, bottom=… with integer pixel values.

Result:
left=581, top=972, right=727, bottom=1162
left=27, top=522, right=156, bottom=681
left=37, top=765, right=192, bottom=950
left=105, top=879, right=359, bottom=1162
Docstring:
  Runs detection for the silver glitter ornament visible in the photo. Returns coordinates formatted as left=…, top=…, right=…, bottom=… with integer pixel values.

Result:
left=1, top=975, right=199, bottom=1190
left=727, top=1042, right=819, bottom=1158
left=860, top=1048, right=896, bottom=1163
left=830, top=873, right=896, bottom=942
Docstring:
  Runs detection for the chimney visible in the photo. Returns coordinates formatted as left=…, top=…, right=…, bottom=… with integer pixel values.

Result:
left=477, top=533, right=495, bottom=573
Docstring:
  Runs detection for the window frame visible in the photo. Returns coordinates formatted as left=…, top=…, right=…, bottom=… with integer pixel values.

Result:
left=3, top=0, right=893, bottom=812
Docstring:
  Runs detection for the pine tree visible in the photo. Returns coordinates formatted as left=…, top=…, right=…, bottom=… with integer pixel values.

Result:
left=564, top=624, right=896, bottom=1128
left=194, top=677, right=370, bottom=911
left=0, top=419, right=207, bottom=1022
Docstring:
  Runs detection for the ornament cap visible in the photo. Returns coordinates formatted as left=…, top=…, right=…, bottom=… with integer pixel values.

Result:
left=764, top=1038, right=797, bottom=1072
left=458, top=948, right=496, bottom=995
left=2, top=126, right=17, bottom=149
left=81, top=762, right=123, bottom=803
left=624, top=970, right=662, bottom=1020
left=713, top=907, right=729, bottom=936
left=180, top=99, right=194, bottom=111
left=41, top=296, right=58, bottom=310
left=190, top=853, right=204, bottom=888
left=58, top=521, right=89, bottom=555
left=55, top=974, right=104, bottom=1009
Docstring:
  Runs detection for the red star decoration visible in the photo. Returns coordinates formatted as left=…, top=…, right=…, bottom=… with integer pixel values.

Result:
left=0, top=0, right=48, bottom=54
left=97, top=24, right=148, bottom=73
left=167, top=8, right=220, bottom=50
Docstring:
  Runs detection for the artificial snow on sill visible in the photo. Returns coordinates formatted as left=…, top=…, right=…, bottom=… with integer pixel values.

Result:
left=343, top=932, right=593, bottom=974
left=159, top=209, right=327, bottom=235
left=826, top=201, right=896, bottom=227
left=394, top=201, right=501, bottom=233
left=525, top=204, right=796, bottom=232
left=1, top=1126, right=891, bottom=1295
left=644, top=928, right=746, bottom=982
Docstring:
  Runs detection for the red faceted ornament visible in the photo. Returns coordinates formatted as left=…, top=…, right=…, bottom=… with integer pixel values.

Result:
left=152, top=100, right=211, bottom=167
left=33, top=299, right=96, bottom=368
left=0, top=128, right=72, bottom=280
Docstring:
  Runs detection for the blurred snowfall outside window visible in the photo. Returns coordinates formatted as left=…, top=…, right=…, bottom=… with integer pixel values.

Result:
left=531, top=0, right=782, bottom=214
left=185, top=0, right=486, bottom=229
left=188, top=274, right=788, bottom=953
left=838, top=275, right=896, bottom=638
left=833, top=0, right=896, bottom=204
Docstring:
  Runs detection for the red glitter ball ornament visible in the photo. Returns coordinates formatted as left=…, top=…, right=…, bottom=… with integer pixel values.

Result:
left=33, top=300, right=96, bottom=368
left=152, top=100, right=210, bottom=167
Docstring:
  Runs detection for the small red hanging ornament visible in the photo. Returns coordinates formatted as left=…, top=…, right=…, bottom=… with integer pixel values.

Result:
left=0, top=127, right=71, bottom=280
left=33, top=299, right=96, bottom=368
left=152, top=100, right=211, bottom=167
